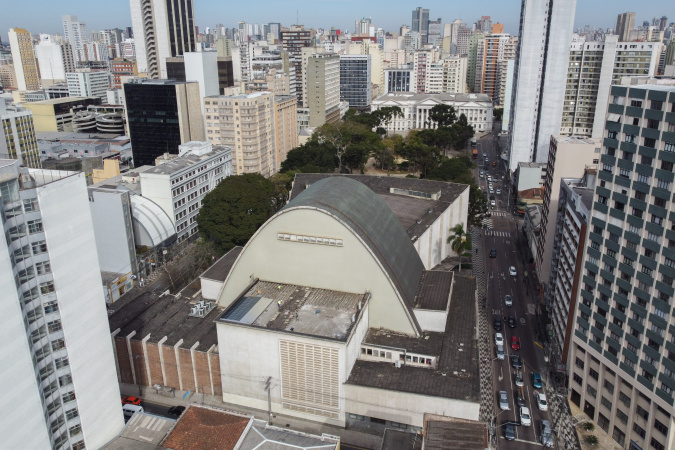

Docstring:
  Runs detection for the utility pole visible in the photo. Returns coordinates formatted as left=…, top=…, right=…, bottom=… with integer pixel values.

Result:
left=264, top=377, right=273, bottom=423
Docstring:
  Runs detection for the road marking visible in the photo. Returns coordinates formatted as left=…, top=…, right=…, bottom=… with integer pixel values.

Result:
left=535, top=341, right=543, bottom=349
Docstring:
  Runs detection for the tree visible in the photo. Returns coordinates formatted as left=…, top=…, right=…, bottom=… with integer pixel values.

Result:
left=269, top=172, right=294, bottom=210
left=428, top=104, right=458, bottom=128
left=371, top=106, right=403, bottom=130
left=448, top=223, right=472, bottom=272
left=315, top=120, right=379, bottom=173
left=197, top=174, right=276, bottom=253
left=281, top=141, right=337, bottom=173
left=493, top=107, right=504, bottom=121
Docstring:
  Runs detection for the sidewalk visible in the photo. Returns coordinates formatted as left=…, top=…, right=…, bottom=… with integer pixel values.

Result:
left=120, top=383, right=384, bottom=449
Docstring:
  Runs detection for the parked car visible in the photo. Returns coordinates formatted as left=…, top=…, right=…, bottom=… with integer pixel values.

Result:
left=511, top=355, right=522, bottom=369
left=515, top=391, right=526, bottom=407
left=489, top=249, right=497, bottom=258
left=122, top=396, right=142, bottom=406
left=508, top=316, right=517, bottom=328
left=479, top=171, right=484, bottom=178
left=511, top=336, right=520, bottom=350
left=493, top=317, right=502, bottom=331
left=515, top=371, right=524, bottom=387
left=536, top=393, right=548, bottom=411
left=487, top=175, right=492, bottom=181
left=495, top=332, right=504, bottom=347
left=496, top=188, right=501, bottom=194
left=504, top=423, right=516, bottom=441
left=168, top=406, right=186, bottom=417
left=532, top=372, right=543, bottom=388
left=541, top=420, right=554, bottom=447
left=509, top=266, right=517, bottom=276
left=499, top=391, right=510, bottom=410
left=520, top=407, right=532, bottom=426
left=483, top=152, right=487, bottom=157
left=489, top=188, right=494, bottom=194
left=505, top=294, right=512, bottom=306
left=496, top=344, right=505, bottom=360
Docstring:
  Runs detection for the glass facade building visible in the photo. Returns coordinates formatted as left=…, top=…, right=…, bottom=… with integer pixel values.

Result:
left=339, top=55, right=372, bottom=109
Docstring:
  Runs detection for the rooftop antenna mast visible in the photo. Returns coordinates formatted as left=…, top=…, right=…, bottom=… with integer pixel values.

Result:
left=297, top=10, right=299, bottom=25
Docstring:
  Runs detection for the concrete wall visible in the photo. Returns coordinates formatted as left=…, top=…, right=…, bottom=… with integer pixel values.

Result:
left=413, top=309, right=447, bottom=332
left=89, top=189, right=135, bottom=275
left=516, top=165, right=546, bottom=191
left=140, top=172, right=174, bottom=224
left=344, top=384, right=480, bottom=427
left=39, top=173, right=124, bottom=448
left=217, top=208, right=419, bottom=336
left=200, top=278, right=223, bottom=300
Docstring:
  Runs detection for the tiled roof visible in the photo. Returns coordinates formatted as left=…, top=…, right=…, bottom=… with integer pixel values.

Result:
left=414, top=270, right=453, bottom=311
left=161, top=406, right=250, bottom=450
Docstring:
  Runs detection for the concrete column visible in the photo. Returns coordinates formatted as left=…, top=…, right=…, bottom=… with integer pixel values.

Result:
left=158, top=336, right=168, bottom=385
left=111, top=328, right=121, bottom=382
left=190, top=342, right=200, bottom=392
left=125, top=330, right=137, bottom=384
left=206, top=344, right=216, bottom=395
left=174, top=339, right=184, bottom=391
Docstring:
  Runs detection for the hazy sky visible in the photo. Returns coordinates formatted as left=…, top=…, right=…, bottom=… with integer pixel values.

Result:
left=2, top=0, right=674, bottom=43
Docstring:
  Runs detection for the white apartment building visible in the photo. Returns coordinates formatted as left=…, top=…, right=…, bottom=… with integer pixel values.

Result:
left=423, top=57, right=467, bottom=94
left=140, top=142, right=232, bottom=242
left=35, top=35, right=76, bottom=85
left=61, top=15, right=88, bottom=62
left=0, top=159, right=124, bottom=449
left=507, top=0, right=578, bottom=170
left=372, top=92, right=493, bottom=134
left=66, top=70, right=111, bottom=104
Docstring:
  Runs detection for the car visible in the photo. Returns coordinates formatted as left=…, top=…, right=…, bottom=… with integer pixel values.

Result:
left=493, top=317, right=502, bottom=331
left=487, top=175, right=492, bottom=181
left=511, top=336, right=520, bottom=350
left=489, top=195, right=495, bottom=200
left=485, top=157, right=489, bottom=162
left=511, top=355, right=522, bottom=369
left=540, top=420, right=554, bottom=447
left=498, top=390, right=510, bottom=410
left=496, top=188, right=501, bottom=194
left=168, top=406, right=186, bottom=417
left=496, top=344, right=505, bottom=360
left=515, top=391, right=526, bottom=407
left=505, top=294, right=512, bottom=306
left=536, top=393, right=548, bottom=411
left=490, top=200, right=496, bottom=206
left=483, top=152, right=487, bottom=157
left=509, top=266, right=517, bottom=276
left=504, top=423, right=516, bottom=441
left=479, top=172, right=484, bottom=178
left=495, top=332, right=504, bottom=347
left=515, top=371, right=524, bottom=387
left=483, top=191, right=488, bottom=198
left=508, top=316, right=517, bottom=328
left=484, top=164, right=489, bottom=170
left=532, top=372, right=543, bottom=388
left=520, top=406, right=532, bottom=426
left=489, top=249, right=497, bottom=258
left=121, top=396, right=142, bottom=406
left=492, top=161, right=497, bottom=167
left=489, top=188, right=494, bottom=194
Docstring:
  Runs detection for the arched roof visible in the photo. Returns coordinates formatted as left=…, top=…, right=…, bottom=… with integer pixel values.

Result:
left=130, top=195, right=176, bottom=247
left=283, top=177, right=425, bottom=317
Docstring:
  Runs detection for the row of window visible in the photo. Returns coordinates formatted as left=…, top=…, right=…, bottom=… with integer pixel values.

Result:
left=277, top=233, right=343, bottom=247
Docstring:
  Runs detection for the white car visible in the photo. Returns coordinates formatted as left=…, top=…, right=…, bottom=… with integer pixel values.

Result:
left=495, top=332, right=504, bottom=347
left=520, top=407, right=532, bottom=426
left=515, top=371, right=524, bottom=387
left=505, top=295, right=513, bottom=306
left=536, top=393, right=548, bottom=411
left=487, top=176, right=492, bottom=182
left=490, top=200, right=496, bottom=206
left=499, top=391, right=510, bottom=410
left=496, top=189, right=501, bottom=194
left=489, top=188, right=494, bottom=194
left=509, top=266, right=517, bottom=276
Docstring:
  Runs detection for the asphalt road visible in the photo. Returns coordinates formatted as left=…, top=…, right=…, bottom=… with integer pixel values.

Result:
left=474, top=132, right=553, bottom=449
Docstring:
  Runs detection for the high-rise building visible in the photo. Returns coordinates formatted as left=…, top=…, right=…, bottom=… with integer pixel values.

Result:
left=428, top=19, right=442, bottom=46
left=0, top=159, right=124, bottom=449
left=413, top=50, right=434, bottom=94
left=204, top=92, right=275, bottom=177
left=476, top=16, right=493, bottom=34
left=61, top=15, right=88, bottom=62
left=466, top=32, right=485, bottom=92
left=441, top=56, right=468, bottom=94
left=123, top=79, right=204, bottom=166
left=615, top=12, right=636, bottom=42
left=474, top=33, right=517, bottom=105
left=35, top=35, right=76, bottom=86
left=0, top=102, right=41, bottom=168
left=411, top=7, right=430, bottom=44
left=340, top=54, right=372, bottom=109
left=306, top=53, right=340, bottom=127
left=568, top=84, right=675, bottom=450
left=0, top=64, right=18, bottom=90
left=109, top=58, right=138, bottom=89
left=273, top=96, right=299, bottom=172
left=354, top=17, right=372, bottom=36
left=561, top=36, right=661, bottom=138
left=384, top=67, right=413, bottom=94
left=66, top=69, right=111, bottom=104
left=268, top=23, right=281, bottom=41
left=8, top=28, right=40, bottom=91
left=129, top=0, right=197, bottom=79
left=281, top=26, right=312, bottom=105
left=507, top=0, right=578, bottom=171
left=456, top=26, right=473, bottom=56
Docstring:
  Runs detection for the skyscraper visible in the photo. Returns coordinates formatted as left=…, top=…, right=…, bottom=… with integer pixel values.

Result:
left=340, top=55, right=372, bottom=108
left=129, top=0, right=197, bottom=79
left=281, top=26, right=312, bottom=105
left=0, top=102, right=41, bottom=168
left=35, top=35, right=76, bottom=86
left=411, top=7, right=430, bottom=44
left=507, top=0, right=578, bottom=170
left=615, top=12, right=636, bottom=42
left=123, top=79, right=204, bottom=166
left=0, top=159, right=124, bottom=449
left=307, top=53, right=340, bottom=127
left=61, top=15, right=88, bottom=62
left=8, top=28, right=40, bottom=91
left=569, top=83, right=675, bottom=450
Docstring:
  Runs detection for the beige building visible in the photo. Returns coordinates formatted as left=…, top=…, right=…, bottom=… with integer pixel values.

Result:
left=535, top=135, right=600, bottom=290
left=204, top=92, right=275, bottom=177
left=306, top=53, right=341, bottom=128
left=273, top=95, right=298, bottom=172
left=0, top=103, right=41, bottom=168
left=8, top=28, right=40, bottom=91
left=0, top=64, right=18, bottom=90
left=23, top=97, right=101, bottom=132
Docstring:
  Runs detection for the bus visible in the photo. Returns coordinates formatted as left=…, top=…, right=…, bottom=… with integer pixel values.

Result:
left=470, top=137, right=477, bottom=147
left=472, top=149, right=478, bottom=159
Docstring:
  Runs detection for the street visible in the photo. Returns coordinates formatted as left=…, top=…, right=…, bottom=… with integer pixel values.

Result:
left=473, top=132, right=553, bottom=449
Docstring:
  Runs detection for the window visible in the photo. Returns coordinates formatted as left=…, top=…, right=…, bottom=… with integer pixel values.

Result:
left=654, top=419, right=668, bottom=435
left=31, top=240, right=47, bottom=254
left=619, top=168, right=631, bottom=179
left=54, top=356, right=69, bottom=369
left=58, top=374, right=72, bottom=387
left=651, top=100, right=663, bottom=111
left=647, top=119, right=660, bottom=129
left=638, top=174, right=650, bottom=183
left=573, top=373, right=583, bottom=384
left=625, top=134, right=636, bottom=144
left=666, top=142, right=675, bottom=153
left=62, top=391, right=76, bottom=404
left=622, top=151, right=633, bottom=161
left=23, top=198, right=38, bottom=212
left=644, top=137, right=656, bottom=148
left=651, top=215, right=663, bottom=225
left=65, top=408, right=79, bottom=420
left=615, top=200, right=625, bottom=211
left=43, top=300, right=58, bottom=314
left=589, top=368, right=599, bottom=380
left=660, top=383, right=673, bottom=395
left=633, top=423, right=646, bottom=438
left=650, top=437, right=665, bottom=450
left=631, top=99, right=643, bottom=107
left=619, top=392, right=631, bottom=406
left=657, top=179, right=671, bottom=190
left=27, top=219, right=43, bottom=234
left=636, top=405, right=649, bottom=420
left=40, top=281, right=55, bottom=294
left=47, top=320, right=62, bottom=334
left=51, top=338, right=65, bottom=351
left=604, top=379, right=614, bottom=393
left=35, top=261, right=51, bottom=275
left=69, top=424, right=82, bottom=437
left=655, top=197, right=667, bottom=208
left=613, top=426, right=625, bottom=446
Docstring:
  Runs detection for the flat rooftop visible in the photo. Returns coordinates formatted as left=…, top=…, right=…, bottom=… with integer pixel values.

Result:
left=423, top=417, right=487, bottom=450
left=240, top=419, right=340, bottom=449
left=290, top=174, right=468, bottom=241
left=220, top=280, right=367, bottom=341
left=346, top=275, right=479, bottom=402
left=143, top=147, right=229, bottom=175
left=414, top=270, right=453, bottom=311
left=102, top=413, right=175, bottom=450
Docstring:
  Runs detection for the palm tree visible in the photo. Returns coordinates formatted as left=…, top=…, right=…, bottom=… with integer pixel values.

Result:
left=448, top=223, right=472, bottom=272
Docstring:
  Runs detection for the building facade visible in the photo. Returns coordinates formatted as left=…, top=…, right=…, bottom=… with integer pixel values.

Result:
left=273, top=95, right=299, bottom=172
left=281, top=26, right=312, bottom=105
left=109, top=59, right=138, bottom=89
left=0, top=159, right=124, bottom=449
left=339, top=54, right=372, bottom=109
left=66, top=70, right=111, bottom=104
left=61, top=15, right=88, bottom=62
left=35, top=35, right=76, bottom=86
left=411, top=7, right=430, bottom=44
left=1, top=103, right=41, bottom=168
left=616, top=12, right=636, bottom=42
left=569, top=84, right=675, bottom=450
left=123, top=79, right=204, bottom=167
left=9, top=28, right=40, bottom=91
left=507, top=0, right=578, bottom=170
left=384, top=67, right=413, bottom=94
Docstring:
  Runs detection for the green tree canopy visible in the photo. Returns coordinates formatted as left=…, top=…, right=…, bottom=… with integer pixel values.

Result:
left=280, top=140, right=337, bottom=173
left=428, top=104, right=458, bottom=128
left=196, top=174, right=277, bottom=253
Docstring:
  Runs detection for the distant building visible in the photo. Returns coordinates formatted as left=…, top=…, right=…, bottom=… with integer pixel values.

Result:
left=23, top=97, right=102, bottom=132
left=62, top=15, right=88, bottom=61
left=273, top=96, right=299, bottom=172
left=306, top=53, right=340, bottom=127
left=0, top=159, right=124, bottom=449
left=411, top=7, right=430, bottom=44
left=8, top=28, right=40, bottom=91
left=109, top=59, right=137, bottom=89
left=0, top=102, right=41, bottom=167
left=66, top=69, right=111, bottom=104
left=615, top=12, right=636, bottom=41
left=384, top=67, right=413, bottom=94
left=35, top=35, right=76, bottom=85
left=339, top=54, right=372, bottom=108
left=281, top=26, right=312, bottom=104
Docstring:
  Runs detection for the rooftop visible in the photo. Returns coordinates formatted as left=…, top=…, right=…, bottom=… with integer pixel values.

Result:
left=290, top=174, right=468, bottom=242
left=161, top=406, right=250, bottom=450
left=26, top=96, right=96, bottom=105
left=380, top=429, right=423, bottom=450
left=220, top=280, right=367, bottom=341
left=239, top=419, right=340, bottom=449
left=37, top=131, right=129, bottom=144
left=517, top=162, right=546, bottom=169
left=553, top=135, right=600, bottom=145
left=372, top=92, right=492, bottom=103
left=200, top=247, right=243, bottom=282
left=346, top=275, right=479, bottom=401
left=413, top=270, right=453, bottom=311
left=102, top=413, right=176, bottom=450
left=422, top=416, right=488, bottom=450
left=142, top=147, right=230, bottom=176
left=573, top=186, right=595, bottom=211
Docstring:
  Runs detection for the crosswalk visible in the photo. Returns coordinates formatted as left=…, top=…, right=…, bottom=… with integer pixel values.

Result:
left=485, top=230, right=510, bottom=237
left=491, top=211, right=508, bottom=217
left=481, top=218, right=493, bottom=228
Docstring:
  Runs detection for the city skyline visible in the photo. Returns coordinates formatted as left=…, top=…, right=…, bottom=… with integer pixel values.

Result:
left=1, top=0, right=673, bottom=43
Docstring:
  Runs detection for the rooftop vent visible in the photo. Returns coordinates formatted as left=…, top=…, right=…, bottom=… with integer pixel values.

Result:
left=189, top=299, right=215, bottom=318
